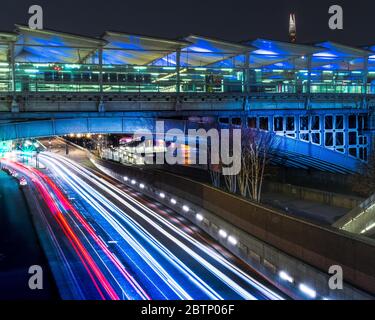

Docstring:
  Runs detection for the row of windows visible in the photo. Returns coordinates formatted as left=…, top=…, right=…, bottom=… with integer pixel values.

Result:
left=218, top=114, right=369, bottom=161
left=219, top=114, right=368, bottom=132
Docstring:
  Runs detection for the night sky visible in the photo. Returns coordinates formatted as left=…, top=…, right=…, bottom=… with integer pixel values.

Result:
left=1, top=0, right=375, bottom=46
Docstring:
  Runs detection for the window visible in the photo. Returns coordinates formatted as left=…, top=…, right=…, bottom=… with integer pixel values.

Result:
left=335, top=132, right=344, bottom=146
left=325, top=132, right=333, bottom=147
left=358, top=115, right=367, bottom=131
left=247, top=117, right=257, bottom=128
left=219, top=117, right=229, bottom=124
left=232, top=117, right=242, bottom=126
left=259, top=117, right=269, bottom=131
left=359, top=147, right=365, bottom=160
left=349, top=132, right=357, bottom=145
left=348, top=115, right=357, bottom=129
left=311, top=133, right=320, bottom=145
left=274, top=116, right=283, bottom=132
left=300, top=116, right=308, bottom=131
left=335, top=115, right=344, bottom=129
left=349, top=148, right=357, bottom=158
left=358, top=136, right=367, bottom=145
left=325, top=115, right=333, bottom=130
left=286, top=116, right=295, bottom=131
left=300, top=133, right=309, bottom=142
left=311, top=116, right=320, bottom=130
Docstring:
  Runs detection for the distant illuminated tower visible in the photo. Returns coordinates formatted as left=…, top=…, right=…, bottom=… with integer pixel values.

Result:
left=289, top=13, right=297, bottom=43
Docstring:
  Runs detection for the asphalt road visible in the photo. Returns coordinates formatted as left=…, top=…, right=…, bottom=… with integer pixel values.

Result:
left=9, top=138, right=286, bottom=300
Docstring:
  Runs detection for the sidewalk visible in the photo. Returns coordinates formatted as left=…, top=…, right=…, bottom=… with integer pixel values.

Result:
left=0, top=171, right=58, bottom=299
left=262, top=192, right=349, bottom=225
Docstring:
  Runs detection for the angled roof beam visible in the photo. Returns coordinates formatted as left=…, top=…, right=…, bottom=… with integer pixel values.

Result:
left=103, top=31, right=189, bottom=66
left=14, top=24, right=105, bottom=63
left=180, top=35, right=255, bottom=67
left=314, top=41, right=372, bottom=58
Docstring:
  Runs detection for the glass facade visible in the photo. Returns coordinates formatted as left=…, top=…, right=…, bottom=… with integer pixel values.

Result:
left=2, top=58, right=372, bottom=94
left=0, top=37, right=374, bottom=95
left=8, top=61, right=245, bottom=93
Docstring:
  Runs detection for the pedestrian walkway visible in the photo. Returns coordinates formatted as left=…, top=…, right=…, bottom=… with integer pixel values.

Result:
left=262, top=192, right=349, bottom=225
left=0, top=171, right=58, bottom=299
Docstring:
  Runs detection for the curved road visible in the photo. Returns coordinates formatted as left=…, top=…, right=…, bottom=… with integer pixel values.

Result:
left=4, top=140, right=286, bottom=300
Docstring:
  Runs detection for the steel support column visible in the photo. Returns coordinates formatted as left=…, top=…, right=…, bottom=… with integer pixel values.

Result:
left=244, top=51, right=250, bottom=94
left=9, top=42, right=15, bottom=93
left=9, top=42, right=19, bottom=112
left=98, top=46, right=103, bottom=95
left=305, top=55, right=312, bottom=109
left=363, top=56, right=369, bottom=109
left=98, top=46, right=105, bottom=112
left=176, top=48, right=181, bottom=94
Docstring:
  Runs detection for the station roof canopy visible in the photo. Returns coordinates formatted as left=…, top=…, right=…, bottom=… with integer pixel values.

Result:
left=0, top=32, right=17, bottom=62
left=0, top=32, right=17, bottom=43
left=14, top=25, right=105, bottom=63
left=2, top=25, right=375, bottom=71
left=154, top=35, right=256, bottom=67
left=311, top=41, right=372, bottom=71
left=183, top=35, right=254, bottom=66
left=251, top=38, right=323, bottom=56
left=359, top=44, right=375, bottom=71
left=243, top=39, right=324, bottom=69
left=102, top=31, right=188, bottom=65
left=315, top=41, right=372, bottom=57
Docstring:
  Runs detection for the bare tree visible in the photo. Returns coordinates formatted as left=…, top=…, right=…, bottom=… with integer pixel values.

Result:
left=237, top=131, right=251, bottom=197
left=224, top=172, right=237, bottom=193
left=208, top=163, right=221, bottom=188
left=205, top=125, right=277, bottom=202
left=206, top=137, right=221, bottom=188
left=243, top=128, right=278, bottom=202
left=221, top=126, right=239, bottom=194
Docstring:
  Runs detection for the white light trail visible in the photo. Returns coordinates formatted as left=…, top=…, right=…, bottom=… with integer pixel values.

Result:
left=42, top=152, right=284, bottom=300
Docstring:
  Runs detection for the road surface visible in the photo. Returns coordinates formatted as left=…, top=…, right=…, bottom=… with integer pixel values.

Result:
left=4, top=139, right=286, bottom=300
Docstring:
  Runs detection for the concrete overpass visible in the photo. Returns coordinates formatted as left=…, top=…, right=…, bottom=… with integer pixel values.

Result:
left=0, top=91, right=371, bottom=173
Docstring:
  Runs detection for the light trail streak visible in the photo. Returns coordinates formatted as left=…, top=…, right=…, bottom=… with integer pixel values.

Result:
left=2, top=160, right=121, bottom=300
left=40, top=152, right=284, bottom=300
left=40, top=155, right=220, bottom=300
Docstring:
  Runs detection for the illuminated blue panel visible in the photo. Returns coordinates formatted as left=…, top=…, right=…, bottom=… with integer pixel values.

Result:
left=240, top=39, right=322, bottom=69
left=155, top=35, right=253, bottom=67
left=250, top=39, right=321, bottom=56
left=312, top=42, right=370, bottom=71
left=315, top=41, right=370, bottom=58
left=103, top=32, right=186, bottom=65
left=15, top=25, right=103, bottom=63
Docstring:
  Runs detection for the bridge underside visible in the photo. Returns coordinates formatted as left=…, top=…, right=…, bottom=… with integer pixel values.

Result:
left=0, top=105, right=364, bottom=173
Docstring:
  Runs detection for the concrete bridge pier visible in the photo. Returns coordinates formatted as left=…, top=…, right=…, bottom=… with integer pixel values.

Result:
left=98, top=100, right=105, bottom=113
left=10, top=99, right=19, bottom=113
